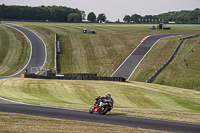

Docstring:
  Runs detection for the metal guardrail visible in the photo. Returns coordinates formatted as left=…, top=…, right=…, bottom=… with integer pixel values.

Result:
left=146, top=34, right=200, bottom=83
left=54, top=33, right=60, bottom=74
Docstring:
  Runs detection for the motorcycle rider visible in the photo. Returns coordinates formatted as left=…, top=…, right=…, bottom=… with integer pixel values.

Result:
left=94, top=94, right=113, bottom=108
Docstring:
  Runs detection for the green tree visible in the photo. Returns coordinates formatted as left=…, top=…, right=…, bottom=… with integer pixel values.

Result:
left=123, top=15, right=130, bottom=23
left=0, top=4, right=82, bottom=22
left=97, top=13, right=106, bottom=23
left=87, top=12, right=96, bottom=22
left=81, top=10, right=86, bottom=20
left=68, top=13, right=81, bottom=22
left=130, top=14, right=141, bottom=23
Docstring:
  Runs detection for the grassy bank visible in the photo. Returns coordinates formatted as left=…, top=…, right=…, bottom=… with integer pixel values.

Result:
left=3, top=22, right=200, bottom=91
left=152, top=36, right=200, bottom=90
left=0, top=24, right=30, bottom=76
left=0, top=78, right=200, bottom=124
left=3, top=22, right=200, bottom=76
left=131, top=35, right=200, bottom=90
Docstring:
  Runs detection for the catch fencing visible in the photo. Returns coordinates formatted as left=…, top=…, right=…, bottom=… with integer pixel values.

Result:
left=146, top=34, right=200, bottom=83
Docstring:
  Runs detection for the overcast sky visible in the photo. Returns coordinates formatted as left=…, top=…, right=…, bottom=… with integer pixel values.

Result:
left=1, top=0, right=199, bottom=21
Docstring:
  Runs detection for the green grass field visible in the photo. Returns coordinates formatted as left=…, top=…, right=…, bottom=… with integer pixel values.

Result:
left=0, top=24, right=30, bottom=76
left=0, top=22, right=200, bottom=132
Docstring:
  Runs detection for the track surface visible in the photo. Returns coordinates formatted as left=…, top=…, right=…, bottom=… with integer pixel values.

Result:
left=111, top=34, right=188, bottom=80
left=0, top=99, right=200, bottom=133
left=0, top=23, right=46, bottom=79
left=0, top=24, right=199, bottom=132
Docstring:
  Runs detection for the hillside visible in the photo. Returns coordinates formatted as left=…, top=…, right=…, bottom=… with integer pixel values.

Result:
left=0, top=22, right=200, bottom=132
left=131, top=35, right=200, bottom=91
left=131, top=34, right=200, bottom=90
left=152, top=36, right=200, bottom=90
left=1, top=22, right=200, bottom=90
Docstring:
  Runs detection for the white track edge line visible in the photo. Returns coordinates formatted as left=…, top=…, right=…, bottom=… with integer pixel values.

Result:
left=111, top=36, right=150, bottom=77
left=127, top=38, right=162, bottom=80
left=2, top=23, right=47, bottom=77
left=2, top=24, right=33, bottom=77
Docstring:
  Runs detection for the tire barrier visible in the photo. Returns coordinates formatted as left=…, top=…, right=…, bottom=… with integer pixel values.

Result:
left=146, top=34, right=200, bottom=83
left=23, top=73, right=126, bottom=82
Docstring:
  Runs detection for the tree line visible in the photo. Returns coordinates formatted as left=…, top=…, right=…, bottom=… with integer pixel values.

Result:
left=87, top=12, right=106, bottom=23
left=123, top=8, right=200, bottom=23
left=0, top=4, right=83, bottom=22
left=1, top=4, right=199, bottom=23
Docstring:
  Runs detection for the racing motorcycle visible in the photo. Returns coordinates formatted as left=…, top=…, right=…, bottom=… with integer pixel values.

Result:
left=89, top=98, right=113, bottom=115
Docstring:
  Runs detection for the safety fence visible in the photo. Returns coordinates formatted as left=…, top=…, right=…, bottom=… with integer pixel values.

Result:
left=146, top=34, right=200, bottom=83
left=23, top=73, right=126, bottom=82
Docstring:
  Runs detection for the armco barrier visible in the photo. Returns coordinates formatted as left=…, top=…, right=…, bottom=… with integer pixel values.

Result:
left=146, top=34, right=200, bottom=83
left=54, top=33, right=58, bottom=73
left=24, top=73, right=126, bottom=82
left=55, top=33, right=61, bottom=73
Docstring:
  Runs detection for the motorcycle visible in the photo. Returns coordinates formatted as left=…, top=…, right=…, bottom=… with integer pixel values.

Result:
left=89, top=98, right=113, bottom=115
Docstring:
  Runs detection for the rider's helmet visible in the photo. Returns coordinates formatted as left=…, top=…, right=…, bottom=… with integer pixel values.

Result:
left=106, top=94, right=111, bottom=99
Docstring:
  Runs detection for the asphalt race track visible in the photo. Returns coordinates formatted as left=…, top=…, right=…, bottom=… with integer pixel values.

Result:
left=0, top=98, right=200, bottom=133
left=111, top=33, right=189, bottom=80
left=0, top=24, right=199, bottom=132
left=0, top=23, right=46, bottom=79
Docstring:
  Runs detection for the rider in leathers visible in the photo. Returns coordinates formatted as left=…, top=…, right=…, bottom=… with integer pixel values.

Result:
left=94, top=94, right=113, bottom=108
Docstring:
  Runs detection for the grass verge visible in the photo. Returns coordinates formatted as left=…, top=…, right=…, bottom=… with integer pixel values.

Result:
left=0, top=112, right=167, bottom=133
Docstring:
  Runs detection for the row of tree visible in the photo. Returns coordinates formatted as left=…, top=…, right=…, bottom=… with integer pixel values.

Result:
left=156, top=8, right=200, bottom=23
left=1, top=4, right=199, bottom=23
left=0, top=4, right=107, bottom=23
left=0, top=4, right=83, bottom=22
left=87, top=12, right=106, bottom=23
left=123, top=8, right=200, bottom=23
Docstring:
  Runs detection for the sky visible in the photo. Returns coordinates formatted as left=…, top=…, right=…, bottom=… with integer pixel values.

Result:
left=1, top=0, right=199, bottom=22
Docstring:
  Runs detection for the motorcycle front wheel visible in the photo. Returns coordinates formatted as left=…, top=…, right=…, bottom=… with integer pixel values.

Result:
left=99, top=106, right=110, bottom=115
left=89, top=106, right=94, bottom=114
